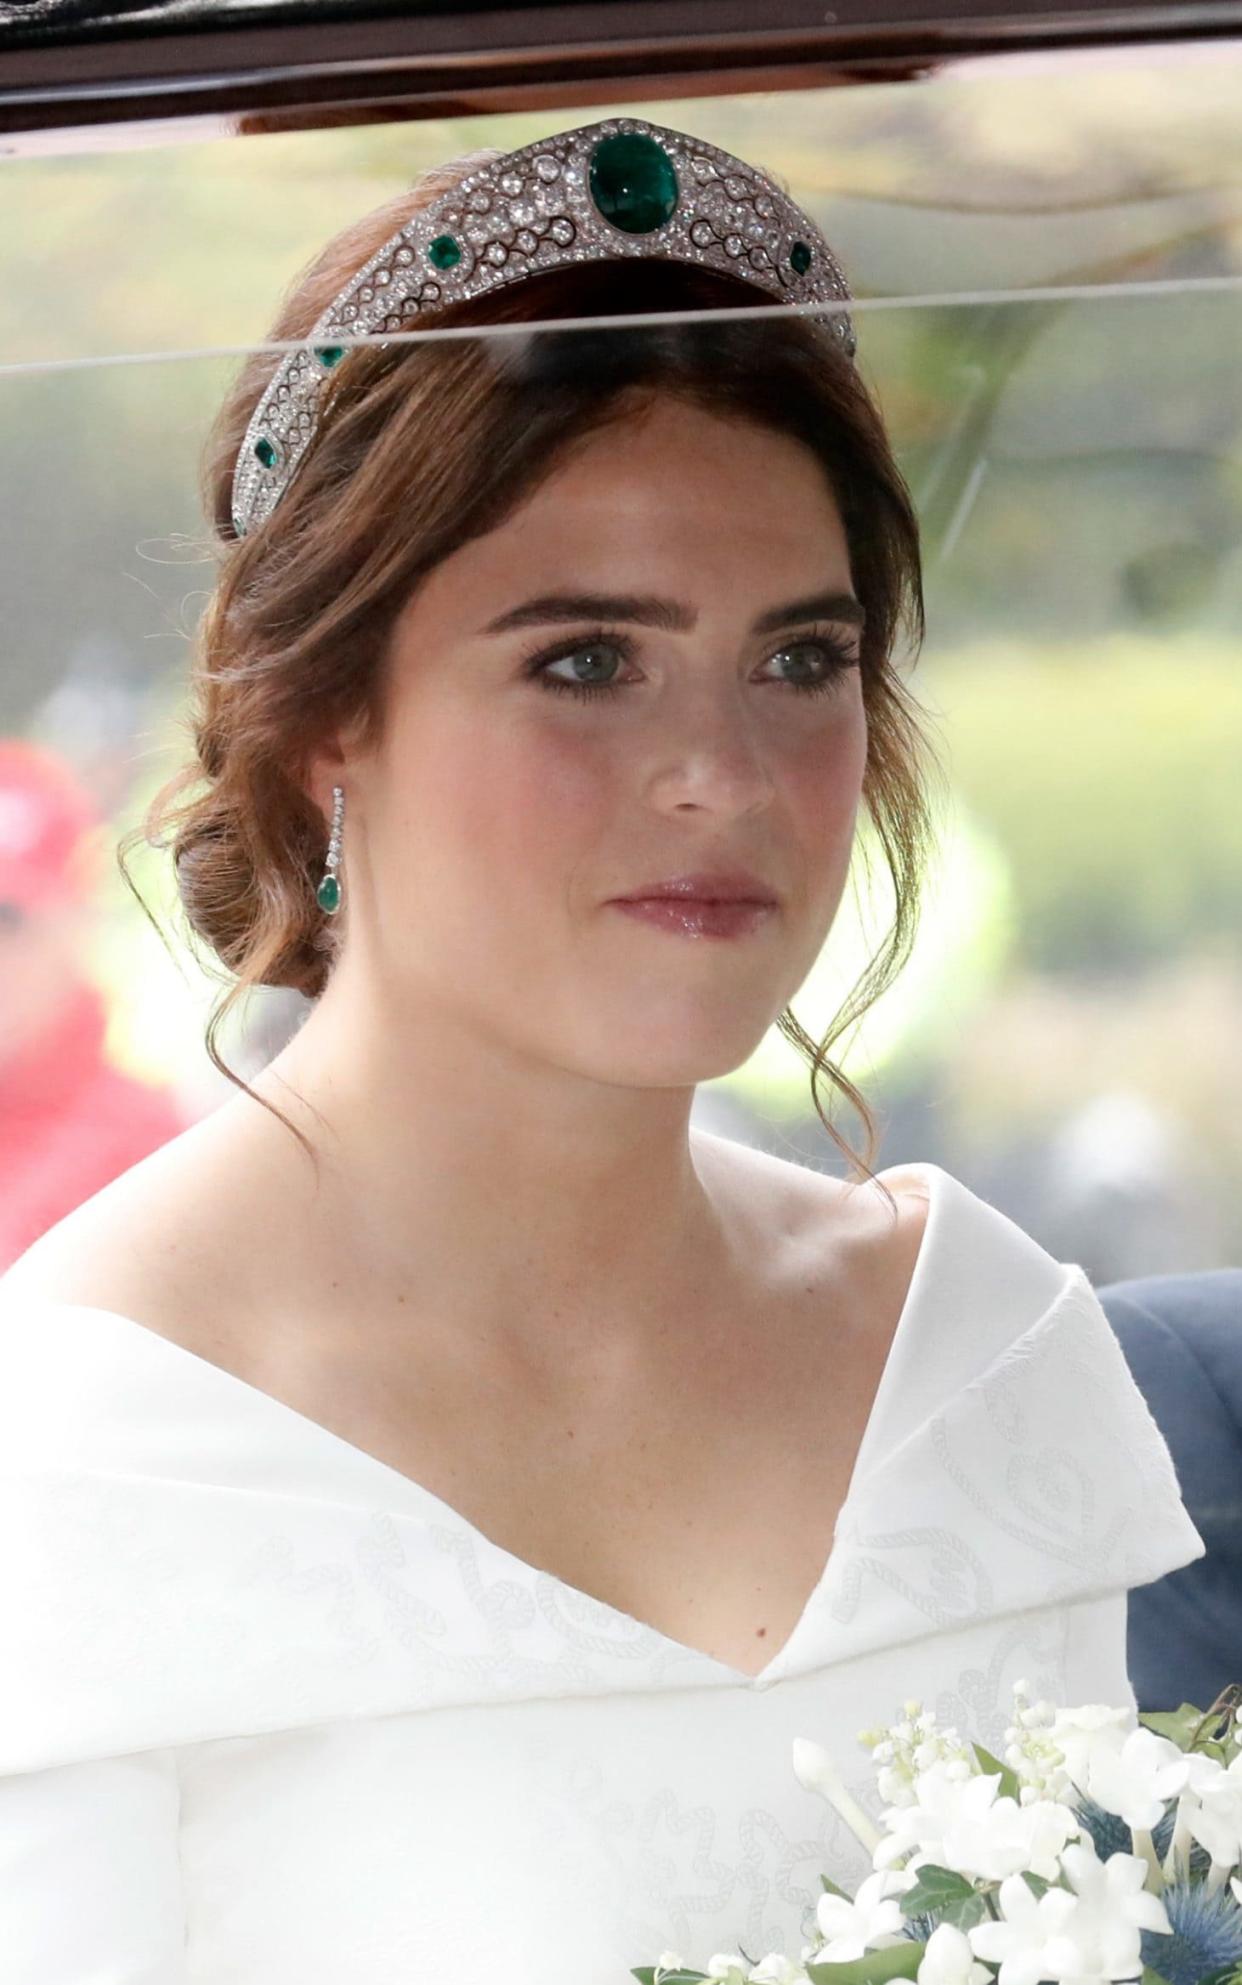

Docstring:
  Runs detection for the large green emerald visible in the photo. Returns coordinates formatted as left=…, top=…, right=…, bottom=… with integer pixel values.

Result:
left=588, top=133, right=679, bottom=235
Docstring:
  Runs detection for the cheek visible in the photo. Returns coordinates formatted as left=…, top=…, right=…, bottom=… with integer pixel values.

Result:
left=408, top=709, right=610, bottom=895
left=389, top=689, right=865, bottom=908
left=785, top=701, right=868, bottom=840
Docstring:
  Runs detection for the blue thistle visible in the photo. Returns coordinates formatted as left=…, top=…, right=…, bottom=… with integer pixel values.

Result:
left=904, top=1911, right=940, bottom=1943
left=1071, top=1794, right=1211, bottom=1881
left=1139, top=1879, right=1242, bottom=1985
left=1073, top=1793, right=1137, bottom=1862
left=1149, top=1801, right=1212, bottom=1877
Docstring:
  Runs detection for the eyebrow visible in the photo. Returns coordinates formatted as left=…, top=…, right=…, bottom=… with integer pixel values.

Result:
left=481, top=587, right=866, bottom=637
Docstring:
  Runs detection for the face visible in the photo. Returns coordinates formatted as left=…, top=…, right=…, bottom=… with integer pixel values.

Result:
left=321, top=392, right=869, bottom=1089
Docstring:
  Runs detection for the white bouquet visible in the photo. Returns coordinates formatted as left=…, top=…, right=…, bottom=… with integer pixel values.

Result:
left=631, top=1680, right=1242, bottom=1985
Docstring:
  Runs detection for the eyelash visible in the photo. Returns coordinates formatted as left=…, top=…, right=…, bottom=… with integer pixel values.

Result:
left=522, top=625, right=861, bottom=704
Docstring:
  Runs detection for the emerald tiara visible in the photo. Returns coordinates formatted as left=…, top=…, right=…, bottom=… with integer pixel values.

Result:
left=231, top=115, right=858, bottom=542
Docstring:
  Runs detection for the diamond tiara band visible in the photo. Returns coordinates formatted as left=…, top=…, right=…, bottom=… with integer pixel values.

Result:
left=231, top=116, right=858, bottom=541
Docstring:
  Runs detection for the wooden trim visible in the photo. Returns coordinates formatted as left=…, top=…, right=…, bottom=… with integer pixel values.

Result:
left=2, top=1, right=1242, bottom=155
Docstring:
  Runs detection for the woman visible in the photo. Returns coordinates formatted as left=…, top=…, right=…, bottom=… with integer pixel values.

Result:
left=0, top=117, right=1204, bottom=1982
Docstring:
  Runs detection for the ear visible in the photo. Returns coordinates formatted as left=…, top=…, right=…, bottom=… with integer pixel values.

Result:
left=302, top=709, right=369, bottom=820
left=301, top=744, right=348, bottom=824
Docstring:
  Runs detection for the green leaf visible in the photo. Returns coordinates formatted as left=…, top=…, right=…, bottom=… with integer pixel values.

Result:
left=898, top=1865, right=978, bottom=1918
left=1193, top=1966, right=1242, bottom=1985
left=972, top=1743, right=1022, bottom=1803
left=1138, top=1706, right=1214, bottom=1751
left=821, top=1872, right=856, bottom=1901
left=806, top=1939, right=927, bottom=1985
left=630, top=1971, right=711, bottom=1984
left=1020, top=1872, right=1052, bottom=1899
left=936, top=1891, right=993, bottom=1932
left=1140, top=1968, right=1175, bottom=1985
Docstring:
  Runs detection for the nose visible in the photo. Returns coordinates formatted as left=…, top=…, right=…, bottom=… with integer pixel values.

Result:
left=646, top=692, right=778, bottom=816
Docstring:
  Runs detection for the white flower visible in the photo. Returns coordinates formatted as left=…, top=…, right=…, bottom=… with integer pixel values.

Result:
left=874, top=1760, right=990, bottom=1870
left=1178, top=1750, right=1242, bottom=1873
left=862, top=1701, right=975, bottom=1809
left=653, top=1956, right=687, bottom=1981
left=793, top=1738, right=884, bottom=1852
left=816, top=1867, right=916, bottom=1959
left=942, top=1789, right=1083, bottom=1884
left=1044, top=1704, right=1133, bottom=1800
left=916, top=1921, right=992, bottom=1985
left=967, top=1839, right=1171, bottom=1985
left=873, top=1761, right=1081, bottom=1883
left=1081, top=1727, right=1191, bottom=1832
left=746, top=1956, right=811, bottom=1983
left=1004, top=1686, right=1076, bottom=1802
left=1037, top=1838, right=1171, bottom=1980
left=706, top=1956, right=752, bottom=1983
left=967, top=1871, right=1081, bottom=1985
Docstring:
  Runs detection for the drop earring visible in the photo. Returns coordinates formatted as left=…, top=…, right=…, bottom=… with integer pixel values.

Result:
left=317, top=784, right=344, bottom=914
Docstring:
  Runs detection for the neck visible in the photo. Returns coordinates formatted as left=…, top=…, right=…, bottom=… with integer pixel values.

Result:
left=243, top=978, right=761, bottom=1365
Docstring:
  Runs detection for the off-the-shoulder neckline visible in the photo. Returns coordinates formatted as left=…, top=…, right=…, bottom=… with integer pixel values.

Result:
left=5, top=1159, right=950, bottom=1691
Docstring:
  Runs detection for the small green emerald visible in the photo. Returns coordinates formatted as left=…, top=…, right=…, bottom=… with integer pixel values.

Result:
left=589, top=132, right=679, bottom=235
left=254, top=435, right=279, bottom=469
left=790, top=240, right=813, bottom=275
left=314, top=344, right=346, bottom=368
left=428, top=234, right=462, bottom=270
left=317, top=874, right=341, bottom=914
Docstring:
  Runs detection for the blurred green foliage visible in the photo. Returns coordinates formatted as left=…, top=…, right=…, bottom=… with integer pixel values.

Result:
left=928, top=637, right=1242, bottom=973
left=2, top=63, right=1240, bottom=1223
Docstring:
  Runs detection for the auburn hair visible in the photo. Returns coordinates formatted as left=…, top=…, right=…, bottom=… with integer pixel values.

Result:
left=119, top=146, right=945, bottom=1201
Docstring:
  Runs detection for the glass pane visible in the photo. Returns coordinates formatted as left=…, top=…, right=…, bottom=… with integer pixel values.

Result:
left=3, top=281, right=1238, bottom=1277
left=0, top=82, right=1238, bottom=1983
left=6, top=47, right=1242, bottom=367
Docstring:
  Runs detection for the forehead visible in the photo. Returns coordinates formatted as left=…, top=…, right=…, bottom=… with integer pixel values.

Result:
left=407, top=399, right=852, bottom=627
left=517, top=394, right=843, bottom=519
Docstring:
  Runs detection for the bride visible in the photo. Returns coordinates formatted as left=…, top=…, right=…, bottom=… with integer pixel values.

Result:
left=0, top=116, right=1203, bottom=1982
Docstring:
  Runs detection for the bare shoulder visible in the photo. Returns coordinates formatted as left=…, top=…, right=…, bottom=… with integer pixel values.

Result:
left=0, top=1104, right=263, bottom=1339
left=693, top=1127, right=930, bottom=1226
left=691, top=1129, right=931, bottom=1300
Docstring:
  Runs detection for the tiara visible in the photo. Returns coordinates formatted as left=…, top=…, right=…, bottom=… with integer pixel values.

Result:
left=231, top=115, right=858, bottom=541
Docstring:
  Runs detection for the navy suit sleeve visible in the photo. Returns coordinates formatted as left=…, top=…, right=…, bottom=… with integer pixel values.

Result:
left=1094, top=1268, right=1242, bottom=1713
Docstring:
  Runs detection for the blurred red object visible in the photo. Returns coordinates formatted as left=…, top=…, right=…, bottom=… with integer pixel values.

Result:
left=0, top=737, right=104, bottom=914
left=0, top=739, right=188, bottom=1271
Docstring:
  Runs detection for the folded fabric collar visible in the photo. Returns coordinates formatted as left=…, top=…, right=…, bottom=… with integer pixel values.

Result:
left=0, top=1174, right=1206, bottom=1774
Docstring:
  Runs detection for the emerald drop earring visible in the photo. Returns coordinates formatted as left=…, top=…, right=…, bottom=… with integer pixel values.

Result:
left=317, top=784, right=344, bottom=914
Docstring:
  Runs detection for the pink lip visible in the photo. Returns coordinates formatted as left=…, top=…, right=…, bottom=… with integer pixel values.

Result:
left=612, top=870, right=778, bottom=905
left=610, top=898, right=776, bottom=939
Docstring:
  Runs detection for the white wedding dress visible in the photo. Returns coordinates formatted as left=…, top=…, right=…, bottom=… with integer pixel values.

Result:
left=0, top=1161, right=1205, bottom=1983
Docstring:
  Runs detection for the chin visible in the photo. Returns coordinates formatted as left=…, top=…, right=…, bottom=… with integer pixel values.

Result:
left=575, top=1028, right=768, bottom=1091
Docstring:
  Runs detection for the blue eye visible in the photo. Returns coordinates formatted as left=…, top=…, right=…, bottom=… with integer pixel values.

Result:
left=525, top=626, right=859, bottom=702
left=763, top=636, right=859, bottom=693
left=533, top=634, right=631, bottom=700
